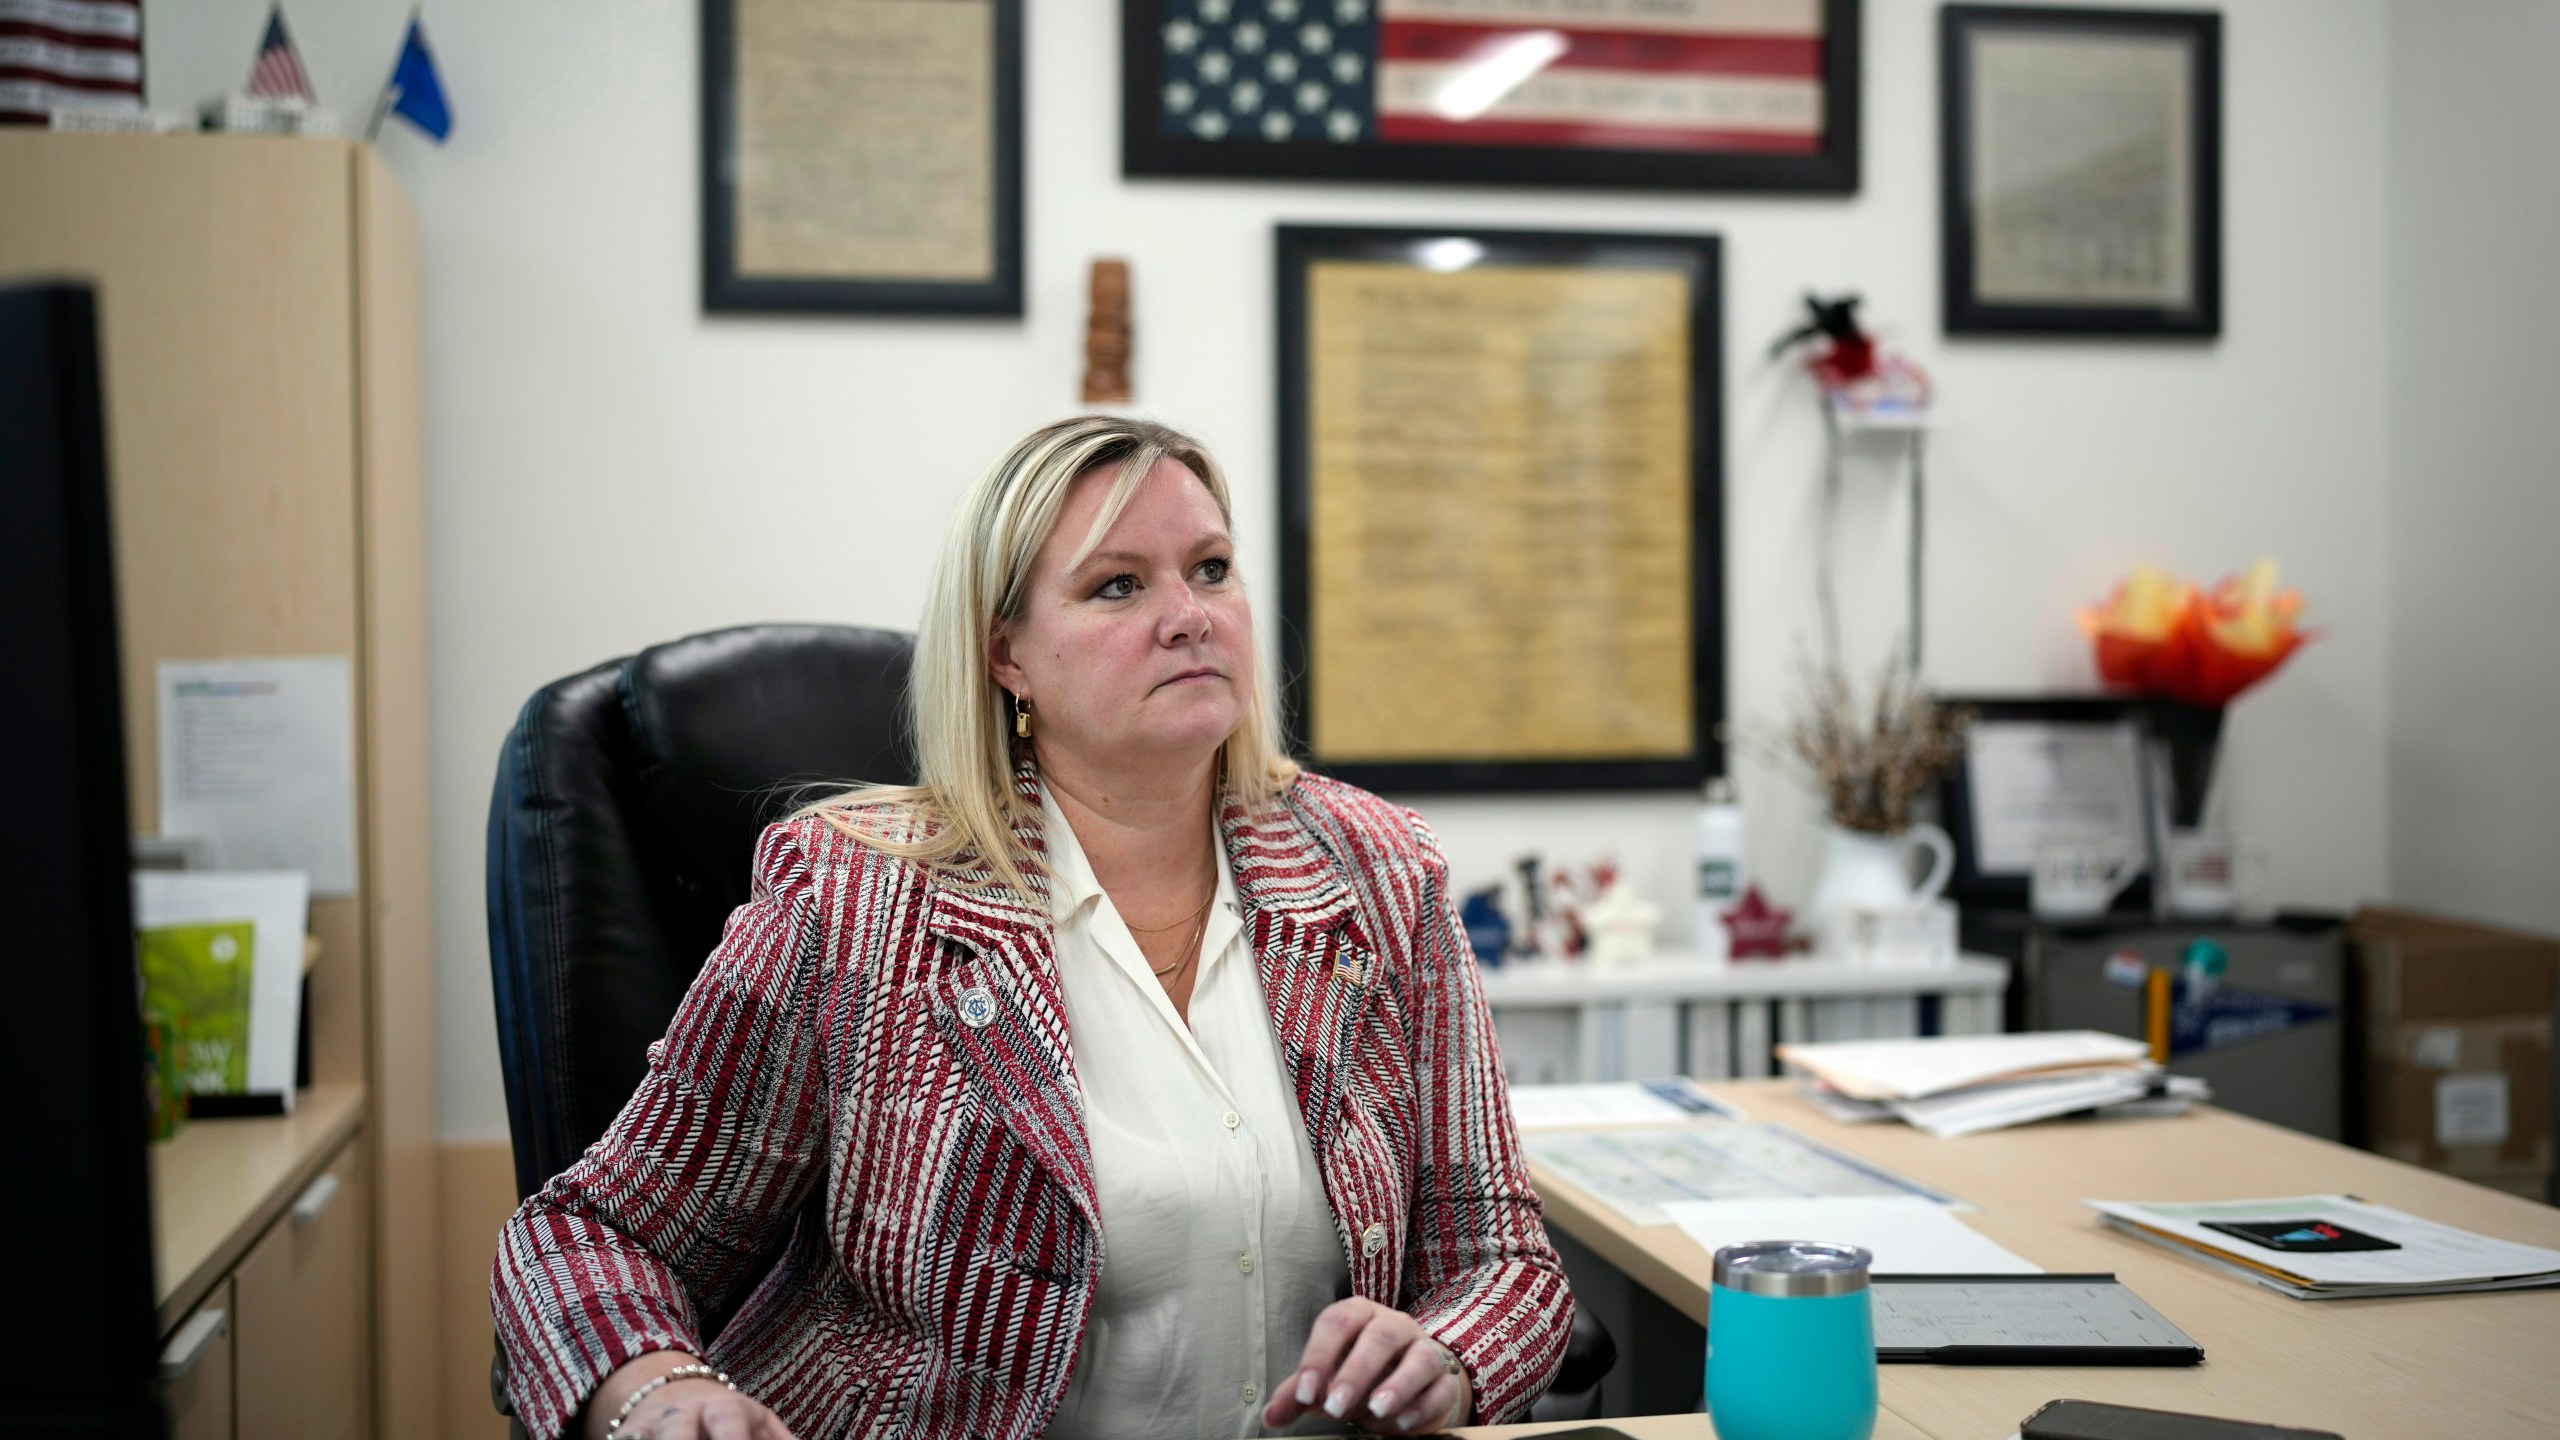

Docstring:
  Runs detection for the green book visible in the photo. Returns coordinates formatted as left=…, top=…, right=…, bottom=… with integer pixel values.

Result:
left=137, top=919, right=257, bottom=1094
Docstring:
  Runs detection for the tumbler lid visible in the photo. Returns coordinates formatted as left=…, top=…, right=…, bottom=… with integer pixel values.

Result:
left=1711, top=1241, right=1873, bottom=1298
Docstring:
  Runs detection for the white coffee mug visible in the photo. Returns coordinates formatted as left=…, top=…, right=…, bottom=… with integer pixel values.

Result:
left=2031, top=831, right=2142, bottom=921
left=2164, top=829, right=2270, bottom=918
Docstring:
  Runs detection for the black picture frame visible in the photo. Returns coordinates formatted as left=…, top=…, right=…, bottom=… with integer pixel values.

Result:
left=702, top=0, right=1024, bottom=315
left=1941, top=5, right=2221, bottom=337
left=1125, top=0, right=1862, bottom=194
left=1936, top=694, right=2158, bottom=913
left=1276, top=224, right=1725, bottom=794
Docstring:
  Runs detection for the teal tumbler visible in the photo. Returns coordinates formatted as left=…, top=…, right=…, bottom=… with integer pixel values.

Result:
left=1704, top=1241, right=1877, bottom=1440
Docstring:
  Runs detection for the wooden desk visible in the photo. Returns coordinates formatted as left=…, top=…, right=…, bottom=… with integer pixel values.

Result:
left=1532, top=1080, right=2560, bottom=1439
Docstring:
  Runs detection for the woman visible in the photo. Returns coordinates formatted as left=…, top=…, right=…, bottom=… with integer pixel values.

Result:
left=493, top=416, right=1573, bottom=1440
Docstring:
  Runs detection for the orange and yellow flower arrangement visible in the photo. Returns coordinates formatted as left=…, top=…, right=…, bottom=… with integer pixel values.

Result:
left=2078, top=559, right=2315, bottom=708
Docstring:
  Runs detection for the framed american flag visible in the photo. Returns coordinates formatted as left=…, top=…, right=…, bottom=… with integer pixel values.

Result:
left=1123, top=0, right=1860, bottom=193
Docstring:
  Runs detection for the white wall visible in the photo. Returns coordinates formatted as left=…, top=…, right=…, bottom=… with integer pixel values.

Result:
left=144, top=0, right=2395, bottom=1142
left=2384, top=0, right=2560, bottom=938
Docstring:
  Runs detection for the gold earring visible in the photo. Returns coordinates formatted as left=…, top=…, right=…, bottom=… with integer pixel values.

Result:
left=1014, top=695, right=1031, bottom=739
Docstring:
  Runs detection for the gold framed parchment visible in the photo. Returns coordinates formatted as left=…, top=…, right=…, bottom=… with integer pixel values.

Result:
left=702, top=0, right=1023, bottom=314
left=1276, top=226, right=1725, bottom=792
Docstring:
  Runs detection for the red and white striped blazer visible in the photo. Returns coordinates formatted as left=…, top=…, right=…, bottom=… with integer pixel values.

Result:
left=492, top=765, right=1573, bottom=1440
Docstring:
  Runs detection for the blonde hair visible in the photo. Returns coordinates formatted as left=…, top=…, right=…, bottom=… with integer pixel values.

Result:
left=803, top=414, right=1299, bottom=899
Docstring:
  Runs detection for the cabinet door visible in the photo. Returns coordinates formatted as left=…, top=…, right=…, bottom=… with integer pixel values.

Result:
left=162, top=1277, right=234, bottom=1440
left=235, top=1138, right=371, bottom=1440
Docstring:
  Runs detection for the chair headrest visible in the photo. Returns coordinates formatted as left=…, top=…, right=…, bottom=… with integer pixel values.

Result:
left=625, top=623, right=918, bottom=924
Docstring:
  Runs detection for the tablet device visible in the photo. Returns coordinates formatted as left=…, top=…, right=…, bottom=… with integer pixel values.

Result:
left=1872, top=1274, right=2203, bottom=1365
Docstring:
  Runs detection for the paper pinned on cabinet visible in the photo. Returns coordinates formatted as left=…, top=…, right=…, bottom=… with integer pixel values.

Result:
left=1664, top=1196, right=2041, bottom=1276
left=157, top=657, right=357, bottom=896
left=134, top=870, right=309, bottom=1111
left=1509, top=1077, right=1746, bottom=1130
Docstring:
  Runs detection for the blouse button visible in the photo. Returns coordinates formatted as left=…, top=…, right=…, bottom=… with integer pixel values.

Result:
left=1360, top=1221, right=1387, bottom=1258
left=1222, top=1110, right=1241, bottom=1130
left=1241, top=1383, right=1259, bottom=1404
left=1238, top=1251, right=1256, bottom=1274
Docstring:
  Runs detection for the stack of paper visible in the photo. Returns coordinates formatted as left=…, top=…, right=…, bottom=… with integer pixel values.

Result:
left=1779, top=1032, right=2206, bottom=1137
left=2088, top=1195, right=2560, bottom=1299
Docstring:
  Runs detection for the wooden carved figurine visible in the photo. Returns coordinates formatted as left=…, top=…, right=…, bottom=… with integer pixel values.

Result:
left=1082, top=258, right=1132, bottom=405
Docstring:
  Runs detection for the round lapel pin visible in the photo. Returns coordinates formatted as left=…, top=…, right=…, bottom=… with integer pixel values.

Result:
left=958, top=987, right=998, bottom=1029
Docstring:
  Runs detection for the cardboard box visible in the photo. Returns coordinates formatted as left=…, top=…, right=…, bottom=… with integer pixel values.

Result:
left=2352, top=906, right=2557, bottom=1200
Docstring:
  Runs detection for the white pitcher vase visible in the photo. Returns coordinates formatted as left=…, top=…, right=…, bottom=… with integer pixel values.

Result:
left=1807, top=823, right=1955, bottom=926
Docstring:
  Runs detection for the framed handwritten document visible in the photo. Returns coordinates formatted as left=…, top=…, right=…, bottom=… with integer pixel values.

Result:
left=702, top=0, right=1023, bottom=315
left=1126, top=0, right=1862, bottom=194
left=1277, top=225, right=1724, bottom=793
left=1941, top=6, right=2221, bottom=336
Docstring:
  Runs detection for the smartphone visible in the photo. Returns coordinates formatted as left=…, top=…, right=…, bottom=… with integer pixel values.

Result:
left=2022, top=1399, right=2344, bottom=1440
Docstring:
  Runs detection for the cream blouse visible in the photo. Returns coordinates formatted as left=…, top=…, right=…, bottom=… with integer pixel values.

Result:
left=1039, top=786, right=1352, bottom=1440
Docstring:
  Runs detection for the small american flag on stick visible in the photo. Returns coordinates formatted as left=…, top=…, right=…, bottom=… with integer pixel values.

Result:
left=0, top=0, right=145, bottom=126
left=246, top=3, right=315, bottom=104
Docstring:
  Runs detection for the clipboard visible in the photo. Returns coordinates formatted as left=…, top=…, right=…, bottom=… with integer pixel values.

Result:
left=1871, top=1273, right=2204, bottom=1365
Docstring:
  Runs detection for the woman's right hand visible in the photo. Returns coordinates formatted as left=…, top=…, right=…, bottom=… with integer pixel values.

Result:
left=583, top=1352, right=800, bottom=1440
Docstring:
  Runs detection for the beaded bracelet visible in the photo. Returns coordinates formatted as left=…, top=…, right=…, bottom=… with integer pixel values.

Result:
left=604, top=1361, right=735, bottom=1439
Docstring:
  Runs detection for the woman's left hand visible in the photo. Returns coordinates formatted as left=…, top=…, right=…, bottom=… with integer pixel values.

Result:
left=1261, top=1297, right=1472, bottom=1436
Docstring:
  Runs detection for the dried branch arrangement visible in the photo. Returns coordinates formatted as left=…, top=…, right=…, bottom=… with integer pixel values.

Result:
left=1774, top=655, right=1970, bottom=835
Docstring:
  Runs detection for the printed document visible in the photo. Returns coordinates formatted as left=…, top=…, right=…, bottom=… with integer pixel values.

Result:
left=157, top=657, right=357, bottom=896
left=1509, top=1078, right=1745, bottom=1130
left=1525, top=1123, right=1962, bottom=1226
left=2087, top=1194, right=2560, bottom=1298
left=1665, top=1196, right=2040, bottom=1275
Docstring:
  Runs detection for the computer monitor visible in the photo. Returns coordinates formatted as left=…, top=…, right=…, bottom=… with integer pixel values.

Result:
left=0, top=282, right=168, bottom=1437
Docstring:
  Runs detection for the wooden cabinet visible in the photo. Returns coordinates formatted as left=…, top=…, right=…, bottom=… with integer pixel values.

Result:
left=162, top=1279, right=234, bottom=1440
left=0, top=133, right=436, bottom=1439
left=237, top=1138, right=373, bottom=1440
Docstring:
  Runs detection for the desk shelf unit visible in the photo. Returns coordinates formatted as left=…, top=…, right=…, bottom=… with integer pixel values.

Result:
left=0, top=134, right=437, bottom=1439
left=1479, top=954, right=2008, bottom=1084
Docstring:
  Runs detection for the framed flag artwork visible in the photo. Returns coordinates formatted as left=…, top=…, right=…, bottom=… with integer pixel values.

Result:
left=1275, top=224, right=1726, bottom=792
left=702, top=0, right=1023, bottom=314
left=1124, top=0, right=1860, bottom=193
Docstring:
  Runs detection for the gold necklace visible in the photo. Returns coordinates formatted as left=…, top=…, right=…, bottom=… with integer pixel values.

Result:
left=1149, top=905, right=1212, bottom=978
left=1122, top=880, right=1215, bottom=935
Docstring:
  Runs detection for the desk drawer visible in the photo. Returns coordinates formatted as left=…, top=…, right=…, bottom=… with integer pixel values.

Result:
left=235, top=1136, right=371, bottom=1440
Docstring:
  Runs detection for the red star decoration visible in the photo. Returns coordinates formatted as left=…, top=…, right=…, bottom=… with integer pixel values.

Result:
left=1720, top=886, right=1794, bottom=959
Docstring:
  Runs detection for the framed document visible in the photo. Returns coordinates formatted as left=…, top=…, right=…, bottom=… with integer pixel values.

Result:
left=1936, top=695, right=2157, bottom=911
left=702, top=0, right=1023, bottom=315
left=1127, top=0, right=1861, bottom=194
left=1941, top=6, right=2220, bottom=337
left=1277, top=225, right=1725, bottom=794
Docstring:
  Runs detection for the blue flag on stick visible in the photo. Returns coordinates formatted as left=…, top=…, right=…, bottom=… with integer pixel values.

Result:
left=372, top=14, right=450, bottom=142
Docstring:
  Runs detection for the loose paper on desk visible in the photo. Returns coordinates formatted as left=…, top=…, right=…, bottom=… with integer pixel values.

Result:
left=1509, top=1078, right=1745, bottom=1129
left=134, top=870, right=309, bottom=1110
left=2087, top=1194, right=2560, bottom=1299
left=1525, top=1123, right=1962, bottom=1226
left=1665, top=1196, right=2039, bottom=1275
left=158, top=657, right=357, bottom=896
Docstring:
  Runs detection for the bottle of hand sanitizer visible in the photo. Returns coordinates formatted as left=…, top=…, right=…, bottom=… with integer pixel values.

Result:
left=1695, top=777, right=1747, bottom=964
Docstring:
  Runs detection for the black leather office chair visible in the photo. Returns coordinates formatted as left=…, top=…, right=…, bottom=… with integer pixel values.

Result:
left=483, top=621, right=1611, bottom=1424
